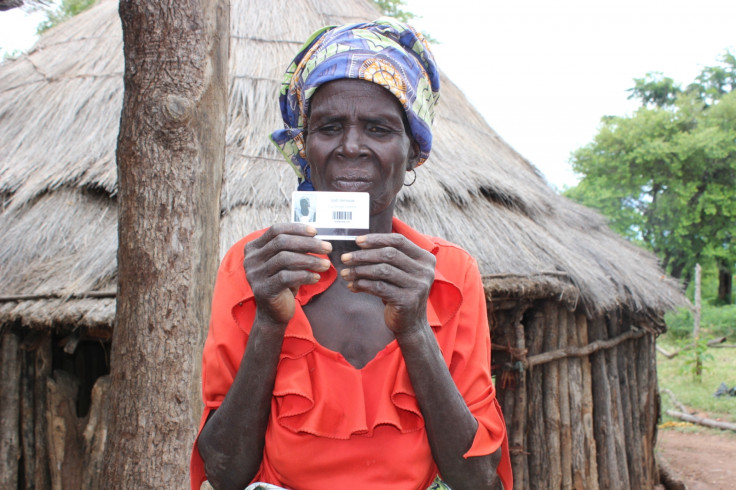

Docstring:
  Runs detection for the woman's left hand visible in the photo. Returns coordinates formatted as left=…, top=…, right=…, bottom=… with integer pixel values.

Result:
left=339, top=233, right=435, bottom=335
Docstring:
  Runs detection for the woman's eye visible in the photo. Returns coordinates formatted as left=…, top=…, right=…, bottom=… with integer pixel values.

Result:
left=368, top=126, right=391, bottom=135
left=318, top=125, right=340, bottom=134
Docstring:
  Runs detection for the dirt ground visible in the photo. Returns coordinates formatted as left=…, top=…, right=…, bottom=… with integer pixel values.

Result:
left=657, top=429, right=736, bottom=489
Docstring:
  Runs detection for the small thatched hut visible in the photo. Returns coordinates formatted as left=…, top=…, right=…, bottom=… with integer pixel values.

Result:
left=0, top=0, right=685, bottom=488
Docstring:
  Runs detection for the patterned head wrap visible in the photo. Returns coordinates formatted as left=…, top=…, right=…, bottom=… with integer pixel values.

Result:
left=270, top=18, right=440, bottom=191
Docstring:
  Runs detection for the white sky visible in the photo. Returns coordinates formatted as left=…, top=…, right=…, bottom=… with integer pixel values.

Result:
left=2, top=0, right=735, bottom=189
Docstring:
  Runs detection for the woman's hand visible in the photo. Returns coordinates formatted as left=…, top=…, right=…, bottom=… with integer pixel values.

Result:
left=339, top=233, right=435, bottom=334
left=244, top=223, right=332, bottom=326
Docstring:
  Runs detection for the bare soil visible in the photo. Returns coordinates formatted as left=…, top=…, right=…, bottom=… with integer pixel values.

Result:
left=657, top=429, right=736, bottom=489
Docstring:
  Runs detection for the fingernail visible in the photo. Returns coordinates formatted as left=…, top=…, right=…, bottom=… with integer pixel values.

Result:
left=355, top=235, right=366, bottom=245
left=340, top=268, right=349, bottom=279
left=319, top=259, right=331, bottom=270
left=341, top=253, right=352, bottom=263
left=306, top=225, right=317, bottom=235
left=312, top=273, right=321, bottom=283
left=322, top=241, right=332, bottom=253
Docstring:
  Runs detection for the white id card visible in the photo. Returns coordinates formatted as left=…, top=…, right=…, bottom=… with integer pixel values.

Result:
left=291, top=191, right=370, bottom=240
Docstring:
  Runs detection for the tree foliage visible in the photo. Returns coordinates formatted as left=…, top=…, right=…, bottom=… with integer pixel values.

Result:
left=369, top=0, right=436, bottom=43
left=565, top=52, right=736, bottom=303
left=370, top=0, right=416, bottom=23
left=36, top=0, right=97, bottom=34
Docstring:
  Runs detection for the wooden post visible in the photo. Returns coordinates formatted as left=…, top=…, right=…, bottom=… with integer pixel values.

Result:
left=47, top=370, right=84, bottom=490
left=693, top=263, right=701, bottom=339
left=20, top=331, right=52, bottom=490
left=575, top=313, right=599, bottom=489
left=510, top=305, right=529, bottom=489
left=637, top=332, right=658, bottom=487
left=589, top=315, right=619, bottom=489
left=526, top=307, right=548, bottom=488
left=556, top=307, right=572, bottom=487
left=694, top=263, right=702, bottom=377
left=103, top=0, right=229, bottom=487
left=83, top=375, right=111, bottom=490
left=0, top=330, right=21, bottom=487
left=610, top=313, right=642, bottom=486
left=542, top=301, right=562, bottom=487
left=604, top=310, right=630, bottom=488
left=566, top=310, right=586, bottom=489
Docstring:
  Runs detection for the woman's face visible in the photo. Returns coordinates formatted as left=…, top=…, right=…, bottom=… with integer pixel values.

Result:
left=305, top=79, right=420, bottom=218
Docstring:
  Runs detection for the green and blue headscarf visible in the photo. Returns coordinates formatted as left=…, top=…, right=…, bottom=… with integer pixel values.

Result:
left=270, top=18, right=441, bottom=191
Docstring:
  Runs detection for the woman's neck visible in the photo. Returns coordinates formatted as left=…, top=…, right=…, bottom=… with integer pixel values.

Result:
left=369, top=201, right=395, bottom=234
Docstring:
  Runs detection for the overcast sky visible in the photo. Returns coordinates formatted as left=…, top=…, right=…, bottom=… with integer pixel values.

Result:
left=2, top=1, right=735, bottom=189
left=403, top=0, right=736, bottom=189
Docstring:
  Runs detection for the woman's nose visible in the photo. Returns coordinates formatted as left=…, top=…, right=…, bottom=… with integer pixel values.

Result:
left=340, top=126, right=364, bottom=158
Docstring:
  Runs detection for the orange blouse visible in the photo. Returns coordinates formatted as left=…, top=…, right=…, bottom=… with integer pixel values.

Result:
left=191, top=218, right=512, bottom=489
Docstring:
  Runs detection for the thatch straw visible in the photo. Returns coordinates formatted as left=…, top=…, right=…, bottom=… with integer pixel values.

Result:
left=0, top=0, right=685, bottom=330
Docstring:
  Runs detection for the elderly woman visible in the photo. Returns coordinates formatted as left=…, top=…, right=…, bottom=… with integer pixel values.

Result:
left=191, top=19, right=512, bottom=490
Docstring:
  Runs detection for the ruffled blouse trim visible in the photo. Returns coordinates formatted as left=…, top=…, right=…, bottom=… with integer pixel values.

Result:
left=272, top=331, right=425, bottom=439
left=271, top=276, right=461, bottom=439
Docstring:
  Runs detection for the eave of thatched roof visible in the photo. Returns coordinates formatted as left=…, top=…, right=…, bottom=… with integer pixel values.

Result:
left=0, top=0, right=51, bottom=12
left=0, top=0, right=23, bottom=11
left=0, top=0, right=686, bottom=331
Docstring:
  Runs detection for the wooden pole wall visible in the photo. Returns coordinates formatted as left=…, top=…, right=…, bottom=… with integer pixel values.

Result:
left=492, top=301, right=660, bottom=490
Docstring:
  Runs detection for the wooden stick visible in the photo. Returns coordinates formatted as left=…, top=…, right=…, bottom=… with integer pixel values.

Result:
left=0, top=291, right=117, bottom=302
left=661, top=388, right=689, bottom=414
left=482, top=271, right=571, bottom=280
left=655, top=453, right=687, bottom=490
left=656, top=344, right=675, bottom=358
left=657, top=337, right=728, bottom=359
left=665, top=410, right=736, bottom=432
left=526, top=328, right=646, bottom=368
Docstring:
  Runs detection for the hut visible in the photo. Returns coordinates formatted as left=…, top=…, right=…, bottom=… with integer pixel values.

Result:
left=0, top=0, right=685, bottom=488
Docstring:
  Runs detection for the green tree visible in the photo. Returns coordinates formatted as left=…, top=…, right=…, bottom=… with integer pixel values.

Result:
left=36, top=0, right=97, bottom=34
left=565, top=52, right=736, bottom=303
left=370, top=0, right=436, bottom=43
left=371, top=0, right=416, bottom=23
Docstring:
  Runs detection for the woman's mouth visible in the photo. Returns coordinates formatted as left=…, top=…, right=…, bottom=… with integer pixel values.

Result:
left=333, top=177, right=371, bottom=192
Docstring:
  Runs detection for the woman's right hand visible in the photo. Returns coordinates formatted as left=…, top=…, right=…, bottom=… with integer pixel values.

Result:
left=244, top=223, right=332, bottom=326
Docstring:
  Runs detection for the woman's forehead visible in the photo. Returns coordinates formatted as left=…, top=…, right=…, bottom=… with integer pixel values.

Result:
left=309, top=80, right=407, bottom=121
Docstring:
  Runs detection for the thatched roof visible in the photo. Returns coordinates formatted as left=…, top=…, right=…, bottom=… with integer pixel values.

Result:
left=0, top=0, right=49, bottom=11
left=0, top=0, right=685, bottom=332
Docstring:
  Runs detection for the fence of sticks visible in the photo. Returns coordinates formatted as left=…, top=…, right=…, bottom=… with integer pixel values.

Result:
left=488, top=276, right=662, bottom=490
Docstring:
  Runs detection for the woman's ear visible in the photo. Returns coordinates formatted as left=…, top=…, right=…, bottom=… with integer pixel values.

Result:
left=407, top=139, right=421, bottom=170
